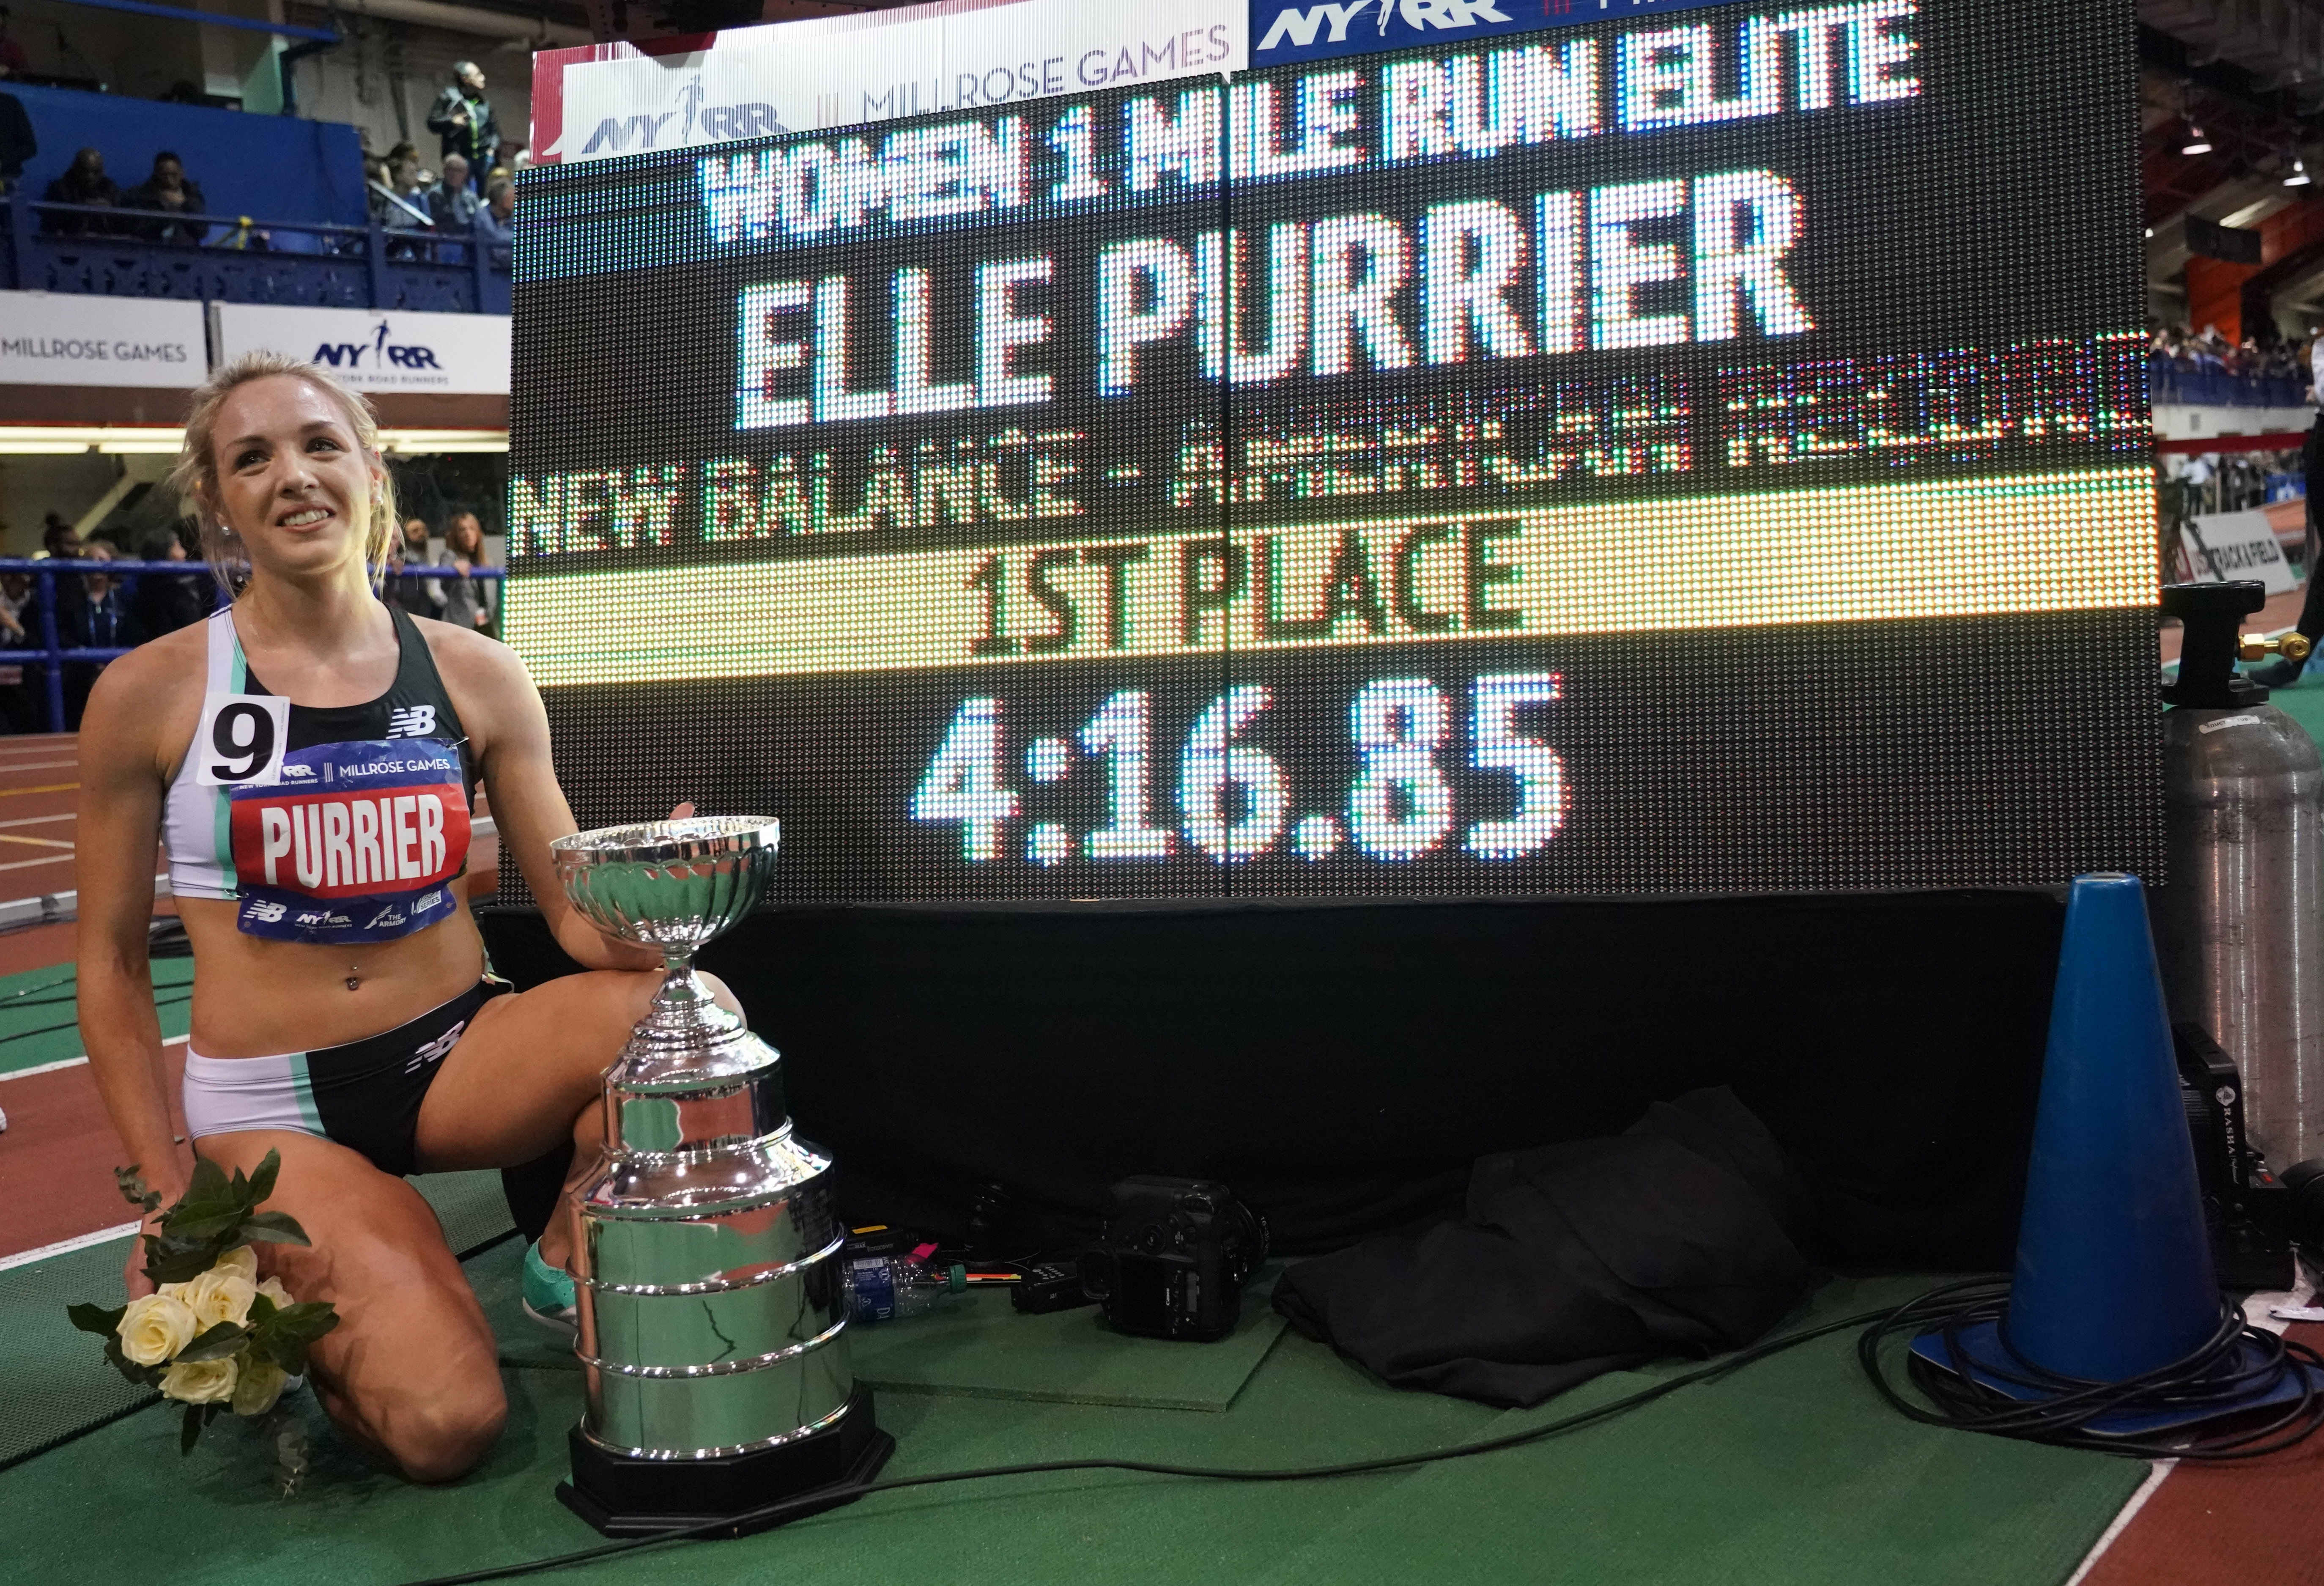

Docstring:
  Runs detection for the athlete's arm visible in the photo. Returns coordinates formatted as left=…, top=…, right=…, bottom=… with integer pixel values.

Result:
left=75, top=650, right=190, bottom=1296
left=441, top=629, right=660, bottom=972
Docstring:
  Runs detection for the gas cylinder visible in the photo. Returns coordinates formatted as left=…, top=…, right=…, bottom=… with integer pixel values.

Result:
left=2152, top=581, right=2324, bottom=1167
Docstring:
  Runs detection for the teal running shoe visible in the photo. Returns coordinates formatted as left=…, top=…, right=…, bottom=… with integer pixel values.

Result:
left=521, top=1240, right=578, bottom=1341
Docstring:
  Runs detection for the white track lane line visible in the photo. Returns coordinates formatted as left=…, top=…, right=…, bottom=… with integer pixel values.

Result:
left=0, top=760, right=81, bottom=773
left=0, top=852, right=74, bottom=873
left=0, top=1221, right=143, bottom=1272
left=0, top=1035, right=188, bottom=1083
left=0, top=813, right=74, bottom=829
left=2061, top=1461, right=2176, bottom=1586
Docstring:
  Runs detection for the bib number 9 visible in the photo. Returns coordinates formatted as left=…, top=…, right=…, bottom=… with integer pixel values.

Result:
left=195, top=694, right=290, bottom=787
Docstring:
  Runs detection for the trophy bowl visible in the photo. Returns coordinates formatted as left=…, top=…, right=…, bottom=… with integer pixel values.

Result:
left=546, top=813, right=889, bottom=1537
left=550, top=816, right=780, bottom=956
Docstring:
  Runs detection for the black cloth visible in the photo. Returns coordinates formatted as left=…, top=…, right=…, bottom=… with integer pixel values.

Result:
left=40, top=169, right=120, bottom=236
left=427, top=180, right=479, bottom=232
left=131, top=570, right=214, bottom=637
left=122, top=177, right=208, bottom=244
left=300, top=979, right=510, bottom=1177
left=60, top=586, right=144, bottom=730
left=426, top=85, right=499, bottom=170
left=1271, top=1088, right=1816, bottom=1408
left=0, top=94, right=36, bottom=181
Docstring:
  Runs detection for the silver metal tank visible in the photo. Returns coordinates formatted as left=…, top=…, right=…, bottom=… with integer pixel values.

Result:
left=2154, top=582, right=2324, bottom=1168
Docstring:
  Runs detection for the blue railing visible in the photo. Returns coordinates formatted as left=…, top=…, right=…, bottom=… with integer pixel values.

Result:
left=4, top=197, right=511, bottom=314
left=2149, top=363, right=2310, bottom=409
left=0, top=558, right=505, bottom=733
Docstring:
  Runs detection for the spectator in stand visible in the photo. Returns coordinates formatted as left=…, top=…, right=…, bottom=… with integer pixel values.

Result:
left=0, top=82, right=34, bottom=189
left=40, top=146, right=119, bottom=236
left=0, top=9, right=28, bottom=76
left=380, top=150, right=432, bottom=259
left=436, top=510, right=494, bottom=631
left=427, top=61, right=499, bottom=181
left=476, top=174, right=513, bottom=268
left=124, top=151, right=207, bottom=245
left=0, top=568, right=35, bottom=735
left=386, top=516, right=444, bottom=620
left=40, top=513, right=74, bottom=557
left=429, top=153, right=480, bottom=231
left=131, top=526, right=211, bottom=636
left=60, top=542, right=143, bottom=728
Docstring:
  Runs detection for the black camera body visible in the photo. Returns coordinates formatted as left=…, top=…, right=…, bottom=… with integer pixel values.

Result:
left=1079, top=1177, right=1268, bottom=1342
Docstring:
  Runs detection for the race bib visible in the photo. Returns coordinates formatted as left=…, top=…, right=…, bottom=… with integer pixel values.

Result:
left=195, top=693, right=291, bottom=788
left=228, top=738, right=470, bottom=944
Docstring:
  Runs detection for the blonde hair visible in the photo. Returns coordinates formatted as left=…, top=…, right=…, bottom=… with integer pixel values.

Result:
left=167, top=351, right=397, bottom=598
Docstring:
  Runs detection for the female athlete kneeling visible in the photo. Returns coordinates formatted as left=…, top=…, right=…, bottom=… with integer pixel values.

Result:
left=78, top=353, right=694, bottom=1482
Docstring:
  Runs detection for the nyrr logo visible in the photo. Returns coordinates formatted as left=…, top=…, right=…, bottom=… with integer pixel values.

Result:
left=1256, top=0, right=1516, bottom=55
left=310, top=320, right=441, bottom=373
left=580, top=76, right=787, bottom=156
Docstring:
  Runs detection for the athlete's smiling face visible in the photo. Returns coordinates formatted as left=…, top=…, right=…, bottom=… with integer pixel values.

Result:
left=208, top=375, right=381, bottom=582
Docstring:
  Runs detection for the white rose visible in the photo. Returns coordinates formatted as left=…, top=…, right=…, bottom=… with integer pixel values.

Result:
left=256, top=1276, right=293, bottom=1310
left=230, top=1351, right=288, bottom=1416
left=178, top=1267, right=258, bottom=1331
left=214, top=1246, right=258, bottom=1281
left=116, top=1294, right=198, bottom=1367
left=160, top=1356, right=238, bottom=1405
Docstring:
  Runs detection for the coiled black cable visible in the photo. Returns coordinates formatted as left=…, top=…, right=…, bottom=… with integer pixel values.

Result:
left=1857, top=1275, right=2324, bottom=1460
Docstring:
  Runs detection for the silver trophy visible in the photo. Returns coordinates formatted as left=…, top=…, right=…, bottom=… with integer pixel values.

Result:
left=548, top=816, right=889, bottom=1535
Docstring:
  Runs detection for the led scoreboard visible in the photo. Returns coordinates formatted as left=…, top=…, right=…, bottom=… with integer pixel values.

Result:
left=508, top=0, right=2155, bottom=902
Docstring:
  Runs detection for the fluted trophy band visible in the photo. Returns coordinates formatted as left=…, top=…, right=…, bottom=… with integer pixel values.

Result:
left=554, top=816, right=859, bottom=1465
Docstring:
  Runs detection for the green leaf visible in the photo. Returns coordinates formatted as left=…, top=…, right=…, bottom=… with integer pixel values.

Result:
left=247, top=1292, right=277, bottom=1325
left=112, top=1165, right=159, bottom=1213
left=66, top=1301, right=126, bottom=1336
left=99, top=1334, right=159, bottom=1388
left=244, top=1149, right=282, bottom=1207
left=179, top=1403, right=203, bottom=1455
left=142, top=1239, right=222, bottom=1287
left=174, top=1321, right=248, bottom=1363
left=237, top=1211, right=312, bottom=1247
left=253, top=1301, right=339, bottom=1376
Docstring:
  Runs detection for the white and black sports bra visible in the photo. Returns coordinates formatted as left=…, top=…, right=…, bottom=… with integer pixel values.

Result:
left=162, top=605, right=478, bottom=945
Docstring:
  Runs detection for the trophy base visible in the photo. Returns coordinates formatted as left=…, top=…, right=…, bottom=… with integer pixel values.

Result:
left=555, top=1387, right=894, bottom=1539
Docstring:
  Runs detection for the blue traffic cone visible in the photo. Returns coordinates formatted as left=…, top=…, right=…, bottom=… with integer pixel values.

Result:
left=2004, top=873, right=2218, bottom=1380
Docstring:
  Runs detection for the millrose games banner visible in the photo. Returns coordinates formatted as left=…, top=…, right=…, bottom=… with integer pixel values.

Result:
left=532, top=0, right=1248, bottom=164
left=510, top=0, right=2158, bottom=902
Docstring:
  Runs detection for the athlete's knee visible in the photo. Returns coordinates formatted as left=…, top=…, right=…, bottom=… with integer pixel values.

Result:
left=696, top=970, right=740, bottom=1017
left=381, top=1382, right=507, bottom=1484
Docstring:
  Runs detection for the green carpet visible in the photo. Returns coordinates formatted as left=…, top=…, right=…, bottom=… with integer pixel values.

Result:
left=0, top=958, right=195, bottom=1077
left=0, top=1259, right=2145, bottom=1586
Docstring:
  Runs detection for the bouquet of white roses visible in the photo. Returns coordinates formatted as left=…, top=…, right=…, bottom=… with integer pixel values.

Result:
left=69, top=1150, right=340, bottom=1453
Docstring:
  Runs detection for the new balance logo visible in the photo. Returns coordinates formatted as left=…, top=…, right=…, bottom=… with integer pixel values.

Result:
left=404, top=1018, right=469, bottom=1074
left=245, top=899, right=287, bottom=923
left=387, top=705, right=437, bottom=738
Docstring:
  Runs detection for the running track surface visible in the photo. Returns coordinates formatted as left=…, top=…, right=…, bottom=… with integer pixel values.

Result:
left=0, top=735, right=2317, bottom=1580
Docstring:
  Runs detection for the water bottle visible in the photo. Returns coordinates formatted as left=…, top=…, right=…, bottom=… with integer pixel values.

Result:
left=844, top=1248, right=967, bottom=1324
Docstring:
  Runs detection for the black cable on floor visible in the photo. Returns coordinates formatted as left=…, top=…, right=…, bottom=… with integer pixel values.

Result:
left=1857, top=1275, right=2324, bottom=1461
left=394, top=1304, right=1897, bottom=1586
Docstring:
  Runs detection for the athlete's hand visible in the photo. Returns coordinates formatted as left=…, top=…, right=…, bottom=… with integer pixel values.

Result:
left=122, top=1208, right=165, bottom=1299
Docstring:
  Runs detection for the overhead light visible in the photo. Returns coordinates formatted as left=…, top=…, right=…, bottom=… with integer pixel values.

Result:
left=2146, top=226, right=2156, bottom=238
left=2289, top=158, right=2313, bottom=187
left=0, top=425, right=508, bottom=455
left=2184, top=123, right=2213, bottom=155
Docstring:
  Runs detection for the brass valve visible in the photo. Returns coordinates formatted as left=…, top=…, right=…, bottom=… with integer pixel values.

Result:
left=2240, top=632, right=2314, bottom=663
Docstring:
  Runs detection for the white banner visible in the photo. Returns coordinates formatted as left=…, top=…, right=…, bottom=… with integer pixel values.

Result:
left=533, top=0, right=1245, bottom=165
left=0, top=291, right=205, bottom=388
left=2184, top=510, right=2300, bottom=595
left=208, top=305, right=510, bottom=396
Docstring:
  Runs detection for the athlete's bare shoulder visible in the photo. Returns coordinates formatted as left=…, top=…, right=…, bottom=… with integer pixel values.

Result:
left=407, top=614, right=534, bottom=732
left=83, top=620, right=213, bottom=777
